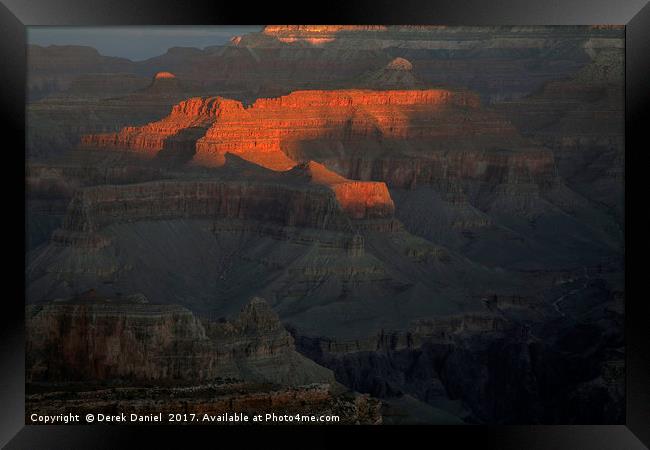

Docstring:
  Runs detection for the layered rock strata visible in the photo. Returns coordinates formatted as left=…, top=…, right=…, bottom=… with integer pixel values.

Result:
left=55, top=174, right=394, bottom=242
left=26, top=296, right=334, bottom=386
left=81, top=89, right=554, bottom=192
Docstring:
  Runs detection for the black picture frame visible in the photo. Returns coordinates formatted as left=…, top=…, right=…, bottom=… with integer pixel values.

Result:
left=2, top=0, right=648, bottom=448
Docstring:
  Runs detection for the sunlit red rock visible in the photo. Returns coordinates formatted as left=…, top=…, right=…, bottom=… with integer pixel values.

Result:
left=154, top=71, right=176, bottom=79
left=81, top=88, right=555, bottom=190
left=193, top=88, right=486, bottom=171
left=291, top=161, right=394, bottom=219
left=80, top=96, right=232, bottom=156
left=83, top=88, right=482, bottom=167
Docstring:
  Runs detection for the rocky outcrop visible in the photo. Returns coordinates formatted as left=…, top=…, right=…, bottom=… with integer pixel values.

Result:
left=154, top=71, right=176, bottom=79
left=289, top=161, right=394, bottom=219
left=26, top=295, right=334, bottom=386
left=80, top=96, right=228, bottom=156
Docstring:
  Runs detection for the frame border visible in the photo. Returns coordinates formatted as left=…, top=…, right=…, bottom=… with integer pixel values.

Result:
left=2, top=1, right=647, bottom=448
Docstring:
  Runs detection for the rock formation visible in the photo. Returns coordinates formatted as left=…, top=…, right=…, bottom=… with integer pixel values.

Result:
left=81, top=96, right=227, bottom=157
left=83, top=89, right=482, bottom=163
left=27, top=295, right=334, bottom=386
left=358, top=57, right=421, bottom=89
left=28, top=26, right=624, bottom=160
left=51, top=159, right=394, bottom=240
left=81, top=88, right=546, bottom=186
left=154, top=71, right=176, bottom=79
left=293, top=275, right=624, bottom=424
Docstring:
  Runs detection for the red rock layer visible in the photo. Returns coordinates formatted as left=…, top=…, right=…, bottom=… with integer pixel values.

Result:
left=292, top=161, right=394, bottom=220
left=193, top=89, right=484, bottom=169
left=81, top=89, right=548, bottom=191
left=80, top=96, right=241, bottom=156
left=82, top=89, right=485, bottom=166
left=154, top=71, right=176, bottom=79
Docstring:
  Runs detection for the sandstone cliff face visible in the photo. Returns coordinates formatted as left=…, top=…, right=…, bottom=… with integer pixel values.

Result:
left=80, top=97, right=230, bottom=156
left=81, top=89, right=487, bottom=169
left=194, top=88, right=486, bottom=170
left=26, top=296, right=334, bottom=387
left=81, top=88, right=553, bottom=194
left=290, top=161, right=395, bottom=220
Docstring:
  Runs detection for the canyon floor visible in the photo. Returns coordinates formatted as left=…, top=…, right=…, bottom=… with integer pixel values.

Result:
left=25, top=25, right=624, bottom=424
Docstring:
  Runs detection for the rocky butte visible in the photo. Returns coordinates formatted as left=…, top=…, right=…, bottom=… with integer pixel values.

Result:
left=154, top=71, right=176, bottom=80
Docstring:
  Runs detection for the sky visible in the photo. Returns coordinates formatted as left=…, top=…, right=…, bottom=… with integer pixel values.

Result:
left=27, top=26, right=263, bottom=61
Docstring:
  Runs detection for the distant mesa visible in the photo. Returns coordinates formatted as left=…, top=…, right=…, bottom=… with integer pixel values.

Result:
left=386, top=57, right=413, bottom=71
left=144, top=71, right=185, bottom=94
left=359, top=58, right=421, bottom=88
left=154, top=71, right=176, bottom=80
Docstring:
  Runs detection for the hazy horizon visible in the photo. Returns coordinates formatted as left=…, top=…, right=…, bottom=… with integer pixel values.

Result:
left=27, top=26, right=262, bottom=61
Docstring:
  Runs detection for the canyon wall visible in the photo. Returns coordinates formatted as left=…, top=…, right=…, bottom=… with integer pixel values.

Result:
left=55, top=174, right=394, bottom=241
left=80, top=96, right=236, bottom=156
left=27, top=296, right=334, bottom=387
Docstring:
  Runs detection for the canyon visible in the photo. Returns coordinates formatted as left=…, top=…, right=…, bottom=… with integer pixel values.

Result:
left=27, top=25, right=622, bottom=159
left=25, top=25, right=625, bottom=424
left=74, top=87, right=621, bottom=272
